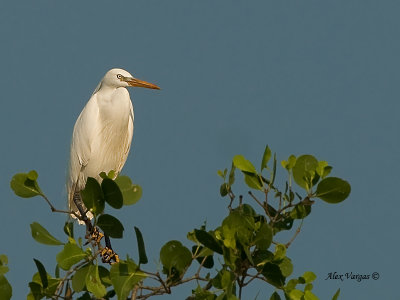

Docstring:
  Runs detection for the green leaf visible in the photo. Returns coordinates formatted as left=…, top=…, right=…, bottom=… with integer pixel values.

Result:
left=261, top=263, right=285, bottom=288
left=115, top=175, right=142, bottom=206
left=278, top=257, right=293, bottom=277
left=27, top=170, right=38, bottom=180
left=0, top=274, right=12, bottom=300
left=221, top=211, right=255, bottom=250
left=316, top=177, right=351, bottom=204
left=0, top=256, right=7, bottom=267
left=99, top=170, right=116, bottom=179
left=293, top=155, right=319, bottom=190
left=97, top=214, right=124, bottom=238
left=56, top=242, right=87, bottom=270
left=316, top=161, right=328, bottom=177
left=287, top=155, right=296, bottom=170
left=80, top=177, right=104, bottom=215
left=305, top=283, right=313, bottom=291
left=301, top=271, right=317, bottom=283
left=244, top=173, right=263, bottom=190
left=332, top=288, right=340, bottom=300
left=134, top=226, right=148, bottom=265
left=288, top=289, right=304, bottom=300
left=316, top=161, right=333, bottom=179
left=191, top=284, right=216, bottom=299
left=322, top=166, right=333, bottom=178
left=274, top=244, right=286, bottom=261
left=29, top=272, right=60, bottom=298
left=282, top=155, right=296, bottom=171
left=304, top=290, right=319, bottom=300
left=86, top=264, right=107, bottom=298
left=194, top=230, right=223, bottom=254
left=212, top=269, right=236, bottom=295
left=28, top=281, right=42, bottom=300
left=77, top=292, right=91, bottom=300
left=233, top=155, right=257, bottom=174
left=72, top=265, right=89, bottom=292
left=10, top=171, right=42, bottom=198
left=253, top=249, right=274, bottom=267
left=30, top=222, right=63, bottom=246
left=192, top=246, right=214, bottom=269
left=0, top=255, right=9, bottom=275
left=270, top=154, right=277, bottom=186
left=0, top=265, right=9, bottom=277
left=110, top=259, right=147, bottom=300
left=160, top=241, right=192, bottom=277
left=63, top=221, right=74, bottom=238
left=54, top=264, right=60, bottom=278
left=285, top=278, right=299, bottom=292
left=45, top=280, right=60, bottom=299
left=289, top=204, right=311, bottom=219
left=33, top=259, right=48, bottom=289
left=273, top=216, right=294, bottom=234
left=270, top=291, right=281, bottom=300
left=187, top=229, right=198, bottom=244
left=98, top=266, right=112, bottom=287
left=220, top=183, right=229, bottom=197
left=228, top=163, right=235, bottom=186
left=102, top=178, right=123, bottom=209
left=254, top=222, right=273, bottom=250
left=261, top=145, right=272, bottom=171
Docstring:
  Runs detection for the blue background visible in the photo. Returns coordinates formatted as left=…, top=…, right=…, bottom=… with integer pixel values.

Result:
left=0, top=1, right=398, bottom=299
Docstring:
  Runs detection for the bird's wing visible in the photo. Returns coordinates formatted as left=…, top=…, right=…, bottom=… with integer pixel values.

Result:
left=116, top=101, right=134, bottom=174
left=67, top=94, right=100, bottom=197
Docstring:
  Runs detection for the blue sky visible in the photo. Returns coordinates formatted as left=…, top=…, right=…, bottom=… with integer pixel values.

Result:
left=0, top=1, right=399, bottom=299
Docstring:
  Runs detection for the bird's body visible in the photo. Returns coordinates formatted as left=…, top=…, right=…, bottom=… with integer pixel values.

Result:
left=67, top=68, right=159, bottom=222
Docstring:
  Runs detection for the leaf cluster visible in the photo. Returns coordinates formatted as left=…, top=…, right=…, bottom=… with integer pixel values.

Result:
left=6, top=145, right=350, bottom=300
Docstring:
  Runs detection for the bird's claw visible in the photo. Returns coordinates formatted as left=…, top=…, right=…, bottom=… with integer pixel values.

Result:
left=84, top=226, right=119, bottom=264
left=101, top=247, right=120, bottom=264
left=84, top=226, right=104, bottom=245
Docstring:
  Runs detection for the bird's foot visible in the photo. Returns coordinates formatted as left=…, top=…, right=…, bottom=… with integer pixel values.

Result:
left=84, top=226, right=104, bottom=245
left=101, top=247, right=120, bottom=264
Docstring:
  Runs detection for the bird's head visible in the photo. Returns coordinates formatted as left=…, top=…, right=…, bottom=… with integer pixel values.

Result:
left=101, top=68, right=160, bottom=90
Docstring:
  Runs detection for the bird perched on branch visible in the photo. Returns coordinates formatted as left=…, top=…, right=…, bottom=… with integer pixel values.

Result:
left=67, top=68, right=160, bottom=223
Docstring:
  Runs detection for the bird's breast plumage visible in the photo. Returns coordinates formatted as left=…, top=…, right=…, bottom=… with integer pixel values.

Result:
left=84, top=87, right=134, bottom=179
left=68, top=87, right=134, bottom=201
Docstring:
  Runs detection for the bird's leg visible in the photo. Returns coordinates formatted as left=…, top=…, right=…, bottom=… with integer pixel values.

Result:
left=72, top=191, right=93, bottom=233
left=84, top=226, right=104, bottom=246
left=101, top=234, right=120, bottom=264
left=73, top=191, right=119, bottom=264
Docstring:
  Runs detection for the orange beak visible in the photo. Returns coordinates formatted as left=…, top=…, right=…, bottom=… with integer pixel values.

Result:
left=124, top=77, right=160, bottom=90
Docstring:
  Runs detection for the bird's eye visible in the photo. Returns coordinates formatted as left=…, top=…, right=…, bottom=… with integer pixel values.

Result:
left=117, top=74, right=122, bottom=79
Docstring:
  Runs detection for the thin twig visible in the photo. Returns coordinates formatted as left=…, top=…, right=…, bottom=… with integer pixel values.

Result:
left=131, top=284, right=140, bottom=300
left=285, top=220, right=303, bottom=248
left=40, top=194, right=80, bottom=219
left=242, top=270, right=263, bottom=286
left=196, top=256, right=207, bottom=277
left=135, top=274, right=208, bottom=299
left=263, top=187, right=273, bottom=221
left=228, top=190, right=235, bottom=210
left=248, top=191, right=264, bottom=209
left=54, top=248, right=103, bottom=298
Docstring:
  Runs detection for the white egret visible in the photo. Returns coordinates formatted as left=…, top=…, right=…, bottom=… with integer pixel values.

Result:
left=67, top=68, right=160, bottom=223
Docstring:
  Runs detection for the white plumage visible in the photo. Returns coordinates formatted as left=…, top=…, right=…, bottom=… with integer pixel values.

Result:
left=67, top=68, right=159, bottom=222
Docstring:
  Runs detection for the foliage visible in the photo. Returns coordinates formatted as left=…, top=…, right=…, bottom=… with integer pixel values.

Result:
left=6, top=145, right=349, bottom=299
left=0, top=254, right=12, bottom=300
